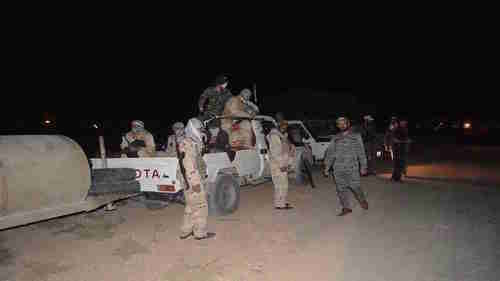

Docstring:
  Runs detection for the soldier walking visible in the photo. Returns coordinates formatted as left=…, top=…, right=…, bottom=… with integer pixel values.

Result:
left=323, top=117, right=369, bottom=216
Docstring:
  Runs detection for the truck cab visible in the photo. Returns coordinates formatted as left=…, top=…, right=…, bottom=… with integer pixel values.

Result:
left=287, top=120, right=331, bottom=163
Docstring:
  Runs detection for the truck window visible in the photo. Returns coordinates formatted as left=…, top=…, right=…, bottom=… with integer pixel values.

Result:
left=287, top=124, right=309, bottom=146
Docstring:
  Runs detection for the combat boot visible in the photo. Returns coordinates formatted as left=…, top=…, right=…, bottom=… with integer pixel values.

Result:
left=337, top=208, right=352, bottom=216
left=179, top=231, right=193, bottom=240
left=194, top=232, right=216, bottom=240
left=275, top=203, right=294, bottom=210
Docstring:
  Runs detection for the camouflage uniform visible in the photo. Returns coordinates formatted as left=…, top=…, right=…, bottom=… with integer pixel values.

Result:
left=198, top=86, right=233, bottom=128
left=179, top=136, right=209, bottom=239
left=120, top=130, right=156, bottom=157
left=324, top=129, right=368, bottom=210
left=165, top=134, right=178, bottom=157
left=222, top=95, right=254, bottom=149
left=267, top=128, right=290, bottom=208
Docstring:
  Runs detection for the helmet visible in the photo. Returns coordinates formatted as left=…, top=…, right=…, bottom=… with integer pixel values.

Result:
left=131, top=120, right=145, bottom=132
left=215, top=74, right=228, bottom=86
left=172, top=122, right=184, bottom=130
left=185, top=118, right=207, bottom=144
left=240, top=88, right=252, bottom=100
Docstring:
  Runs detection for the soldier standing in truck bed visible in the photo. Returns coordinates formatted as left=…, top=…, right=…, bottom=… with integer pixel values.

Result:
left=198, top=74, right=233, bottom=129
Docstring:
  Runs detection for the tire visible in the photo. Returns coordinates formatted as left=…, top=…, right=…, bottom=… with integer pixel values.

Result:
left=88, top=180, right=141, bottom=196
left=208, top=174, right=240, bottom=216
left=91, top=168, right=137, bottom=184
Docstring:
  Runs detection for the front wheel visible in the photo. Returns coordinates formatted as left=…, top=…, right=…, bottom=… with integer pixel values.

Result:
left=207, top=174, right=240, bottom=216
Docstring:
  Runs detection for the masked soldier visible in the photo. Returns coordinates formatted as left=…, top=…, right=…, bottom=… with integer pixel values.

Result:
left=120, top=120, right=156, bottom=158
left=323, top=116, right=369, bottom=216
left=165, top=122, right=185, bottom=157
left=179, top=118, right=215, bottom=240
left=267, top=121, right=293, bottom=210
left=198, top=74, right=233, bottom=128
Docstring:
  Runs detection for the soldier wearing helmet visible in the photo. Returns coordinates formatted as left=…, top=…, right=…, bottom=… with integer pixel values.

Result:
left=165, top=121, right=185, bottom=157
left=198, top=74, right=233, bottom=128
left=323, top=116, right=369, bottom=216
left=120, top=120, right=156, bottom=158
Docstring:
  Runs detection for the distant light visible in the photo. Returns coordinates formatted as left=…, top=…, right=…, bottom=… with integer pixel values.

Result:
left=93, top=124, right=98, bottom=129
left=377, top=151, right=382, bottom=158
left=44, top=120, right=51, bottom=124
left=464, top=122, right=471, bottom=129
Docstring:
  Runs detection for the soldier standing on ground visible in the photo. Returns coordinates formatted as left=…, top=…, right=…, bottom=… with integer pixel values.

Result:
left=165, top=122, right=185, bottom=157
left=179, top=118, right=215, bottom=240
left=386, top=118, right=405, bottom=181
left=120, top=120, right=156, bottom=158
left=399, top=119, right=410, bottom=177
left=323, top=116, right=369, bottom=216
left=361, top=115, right=377, bottom=175
left=267, top=122, right=293, bottom=210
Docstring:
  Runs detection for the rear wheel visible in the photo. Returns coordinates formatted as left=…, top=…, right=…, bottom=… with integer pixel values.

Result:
left=208, top=174, right=240, bottom=216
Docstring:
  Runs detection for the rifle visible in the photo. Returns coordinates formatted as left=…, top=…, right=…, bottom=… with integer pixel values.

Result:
left=175, top=139, right=191, bottom=191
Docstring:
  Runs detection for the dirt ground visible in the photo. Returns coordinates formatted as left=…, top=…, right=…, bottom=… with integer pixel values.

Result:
left=1, top=149, right=499, bottom=281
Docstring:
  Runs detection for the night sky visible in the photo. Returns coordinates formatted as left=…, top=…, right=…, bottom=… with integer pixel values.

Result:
left=1, top=31, right=494, bottom=136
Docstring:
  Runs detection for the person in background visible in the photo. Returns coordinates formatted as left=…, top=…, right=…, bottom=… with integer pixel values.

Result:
left=361, top=115, right=377, bottom=175
left=165, top=122, right=185, bottom=157
left=399, top=119, right=409, bottom=177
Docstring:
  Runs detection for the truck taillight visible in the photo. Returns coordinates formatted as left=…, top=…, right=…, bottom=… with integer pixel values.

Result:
left=157, top=185, right=175, bottom=192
